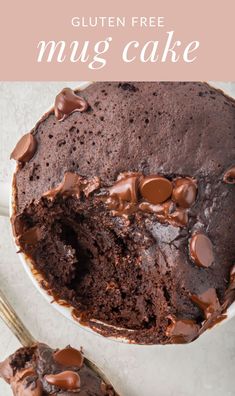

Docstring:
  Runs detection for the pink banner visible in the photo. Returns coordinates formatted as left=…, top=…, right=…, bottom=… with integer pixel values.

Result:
left=1, top=0, right=234, bottom=80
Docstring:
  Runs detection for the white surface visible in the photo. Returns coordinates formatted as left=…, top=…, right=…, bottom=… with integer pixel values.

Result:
left=0, top=82, right=235, bottom=396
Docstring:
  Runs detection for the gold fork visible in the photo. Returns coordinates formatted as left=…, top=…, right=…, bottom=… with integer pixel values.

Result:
left=0, top=289, right=118, bottom=392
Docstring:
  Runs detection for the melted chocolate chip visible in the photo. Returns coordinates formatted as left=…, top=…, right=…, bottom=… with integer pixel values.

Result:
left=10, top=133, right=37, bottom=163
left=11, top=214, right=25, bottom=237
left=140, top=176, right=172, bottom=205
left=223, top=165, right=235, bottom=184
left=172, top=178, right=197, bottom=208
left=83, top=176, right=100, bottom=197
left=53, top=348, right=84, bottom=368
left=105, top=173, right=196, bottom=224
left=18, top=226, right=43, bottom=247
left=43, top=172, right=82, bottom=200
left=109, top=175, right=139, bottom=203
left=54, top=88, right=88, bottom=121
left=17, top=368, right=36, bottom=381
left=201, top=314, right=227, bottom=331
left=105, top=174, right=140, bottom=218
left=191, top=288, right=220, bottom=319
left=11, top=368, right=42, bottom=396
left=166, top=316, right=199, bottom=344
left=43, top=173, right=100, bottom=201
left=45, top=371, right=80, bottom=391
left=139, top=201, right=188, bottom=227
left=168, top=207, right=188, bottom=227
left=189, top=233, right=214, bottom=268
left=139, top=201, right=166, bottom=214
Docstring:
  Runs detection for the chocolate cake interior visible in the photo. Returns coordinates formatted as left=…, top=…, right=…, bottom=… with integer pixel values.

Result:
left=18, top=192, right=175, bottom=332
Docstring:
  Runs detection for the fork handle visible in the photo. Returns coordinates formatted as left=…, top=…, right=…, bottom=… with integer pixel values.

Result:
left=0, top=289, right=36, bottom=347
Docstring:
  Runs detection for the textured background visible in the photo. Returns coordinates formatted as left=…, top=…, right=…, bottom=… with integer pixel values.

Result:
left=0, top=82, right=235, bottom=396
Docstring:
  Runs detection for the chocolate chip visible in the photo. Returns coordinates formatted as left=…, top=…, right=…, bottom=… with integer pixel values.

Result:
left=43, top=172, right=82, bottom=200
left=10, top=133, right=37, bottom=163
left=140, top=176, right=172, bottom=204
left=45, top=371, right=80, bottom=391
left=109, top=175, right=139, bottom=203
left=139, top=199, right=188, bottom=227
left=223, top=165, right=235, bottom=184
left=11, top=214, right=25, bottom=237
left=83, top=176, right=100, bottom=197
left=139, top=201, right=164, bottom=214
left=172, top=178, right=197, bottom=208
left=189, top=233, right=214, bottom=268
left=190, top=288, right=220, bottom=319
left=53, top=348, right=84, bottom=369
left=54, top=88, right=88, bottom=121
left=166, top=316, right=199, bottom=343
left=105, top=174, right=140, bottom=218
left=18, top=226, right=43, bottom=247
left=44, top=173, right=100, bottom=201
left=200, top=313, right=226, bottom=332
left=169, top=208, right=188, bottom=227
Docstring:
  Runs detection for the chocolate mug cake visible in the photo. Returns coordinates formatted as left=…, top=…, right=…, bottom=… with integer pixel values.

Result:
left=10, top=82, right=235, bottom=344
